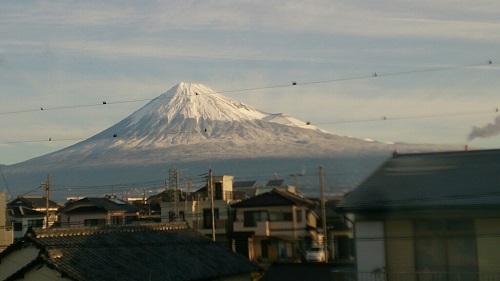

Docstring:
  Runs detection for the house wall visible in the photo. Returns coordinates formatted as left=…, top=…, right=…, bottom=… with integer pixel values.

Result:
left=476, top=218, right=500, bottom=274
left=0, top=193, right=13, bottom=250
left=385, top=220, right=416, bottom=281
left=0, top=246, right=39, bottom=280
left=361, top=217, right=500, bottom=280
left=233, top=206, right=311, bottom=238
left=60, top=212, right=107, bottom=227
left=60, top=211, right=136, bottom=228
left=161, top=200, right=232, bottom=236
left=355, top=221, right=386, bottom=273
left=15, top=217, right=31, bottom=239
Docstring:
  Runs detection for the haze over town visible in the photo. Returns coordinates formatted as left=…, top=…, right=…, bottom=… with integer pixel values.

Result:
left=1, top=1, right=500, bottom=165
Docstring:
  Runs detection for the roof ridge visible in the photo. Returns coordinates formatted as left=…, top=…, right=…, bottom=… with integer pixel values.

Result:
left=31, top=222, right=189, bottom=238
left=393, top=148, right=500, bottom=158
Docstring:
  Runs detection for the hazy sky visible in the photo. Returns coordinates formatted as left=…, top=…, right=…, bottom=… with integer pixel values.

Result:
left=1, top=0, right=500, bottom=165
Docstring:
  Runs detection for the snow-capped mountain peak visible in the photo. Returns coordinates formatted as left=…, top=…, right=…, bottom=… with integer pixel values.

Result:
left=78, top=82, right=328, bottom=151
left=131, top=82, right=268, bottom=125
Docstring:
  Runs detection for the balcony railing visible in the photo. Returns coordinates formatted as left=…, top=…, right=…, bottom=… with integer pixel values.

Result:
left=330, top=271, right=500, bottom=281
left=233, top=221, right=270, bottom=236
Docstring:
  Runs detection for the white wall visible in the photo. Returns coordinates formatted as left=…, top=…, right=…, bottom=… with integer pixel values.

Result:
left=355, top=221, right=386, bottom=273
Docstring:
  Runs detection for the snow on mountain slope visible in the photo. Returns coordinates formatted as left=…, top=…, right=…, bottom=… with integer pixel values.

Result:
left=37, top=82, right=339, bottom=159
left=10, top=81, right=461, bottom=169
left=2, top=82, right=464, bottom=201
left=125, top=82, right=327, bottom=139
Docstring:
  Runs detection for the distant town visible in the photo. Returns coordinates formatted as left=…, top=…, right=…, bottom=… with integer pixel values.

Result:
left=2, top=148, right=500, bottom=280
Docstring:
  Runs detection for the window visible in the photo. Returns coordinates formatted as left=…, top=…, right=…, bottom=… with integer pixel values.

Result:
left=214, top=183, right=223, bottom=200
left=415, top=220, right=478, bottom=281
left=244, top=210, right=268, bottom=227
left=168, top=211, right=185, bottom=222
left=28, top=219, right=43, bottom=228
left=269, top=212, right=292, bottom=222
left=125, top=216, right=135, bottom=224
left=295, top=210, right=303, bottom=223
left=110, top=216, right=122, bottom=225
left=13, top=222, right=22, bottom=231
left=203, top=208, right=219, bottom=229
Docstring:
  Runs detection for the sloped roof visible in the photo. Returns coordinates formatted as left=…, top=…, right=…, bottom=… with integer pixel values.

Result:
left=8, top=206, right=46, bottom=218
left=60, top=197, right=140, bottom=214
left=8, top=196, right=61, bottom=209
left=0, top=223, right=259, bottom=281
left=338, top=149, right=500, bottom=212
left=232, top=188, right=312, bottom=208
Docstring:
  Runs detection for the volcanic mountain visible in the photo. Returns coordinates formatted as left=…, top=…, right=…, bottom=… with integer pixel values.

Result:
left=2, top=82, right=460, bottom=200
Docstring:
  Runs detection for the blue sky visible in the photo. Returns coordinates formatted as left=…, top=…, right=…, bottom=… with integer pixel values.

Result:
left=1, top=0, right=500, bottom=165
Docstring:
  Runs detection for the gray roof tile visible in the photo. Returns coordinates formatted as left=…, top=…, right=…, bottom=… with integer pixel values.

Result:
left=338, top=149, right=500, bottom=212
left=4, top=223, right=259, bottom=281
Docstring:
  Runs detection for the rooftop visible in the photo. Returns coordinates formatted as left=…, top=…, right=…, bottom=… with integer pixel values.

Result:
left=1, top=223, right=260, bottom=281
left=338, top=149, right=500, bottom=212
left=232, top=188, right=313, bottom=208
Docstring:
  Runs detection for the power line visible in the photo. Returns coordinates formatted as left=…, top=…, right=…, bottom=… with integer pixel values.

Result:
left=1, top=105, right=499, bottom=146
left=315, top=108, right=500, bottom=125
left=0, top=59, right=494, bottom=116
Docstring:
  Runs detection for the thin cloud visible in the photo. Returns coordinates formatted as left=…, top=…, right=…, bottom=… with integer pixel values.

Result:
left=2, top=1, right=500, bottom=41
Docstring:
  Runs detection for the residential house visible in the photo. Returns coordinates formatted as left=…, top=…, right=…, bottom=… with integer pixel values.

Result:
left=7, top=196, right=62, bottom=239
left=231, top=188, right=318, bottom=263
left=0, top=222, right=261, bottom=281
left=58, top=196, right=140, bottom=228
left=7, top=206, right=45, bottom=240
left=309, top=196, right=355, bottom=262
left=0, top=193, right=13, bottom=251
left=161, top=175, right=245, bottom=243
left=337, top=149, right=500, bottom=281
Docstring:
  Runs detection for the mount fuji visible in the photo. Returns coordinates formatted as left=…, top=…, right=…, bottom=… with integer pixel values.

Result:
left=2, top=82, right=460, bottom=201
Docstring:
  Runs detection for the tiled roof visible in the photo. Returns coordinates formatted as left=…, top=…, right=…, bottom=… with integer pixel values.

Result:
left=1, top=223, right=259, bottom=281
left=8, top=206, right=46, bottom=218
left=8, top=196, right=61, bottom=209
left=338, top=149, right=500, bottom=212
left=60, top=197, right=140, bottom=214
left=232, top=188, right=313, bottom=208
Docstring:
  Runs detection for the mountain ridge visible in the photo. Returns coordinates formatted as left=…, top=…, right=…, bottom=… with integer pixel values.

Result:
left=1, top=82, right=462, bottom=200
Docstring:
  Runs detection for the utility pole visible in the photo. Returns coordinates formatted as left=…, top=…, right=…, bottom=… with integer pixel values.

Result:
left=185, top=178, right=192, bottom=221
left=209, top=168, right=215, bottom=241
left=45, top=174, right=51, bottom=229
left=169, top=169, right=180, bottom=222
left=319, top=166, right=328, bottom=263
left=174, top=169, right=179, bottom=221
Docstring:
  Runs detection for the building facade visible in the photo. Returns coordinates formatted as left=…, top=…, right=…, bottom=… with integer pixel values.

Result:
left=232, top=188, right=318, bottom=263
left=58, top=197, right=140, bottom=228
left=161, top=175, right=245, bottom=243
left=338, top=149, right=500, bottom=281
